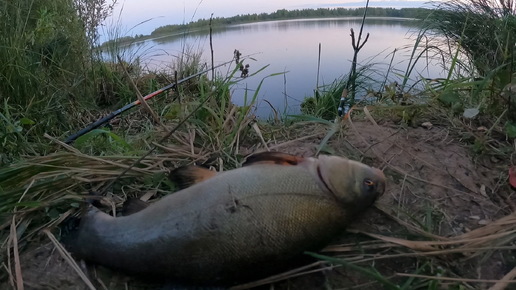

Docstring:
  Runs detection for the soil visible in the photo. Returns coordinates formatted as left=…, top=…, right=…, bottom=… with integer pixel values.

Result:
left=4, top=119, right=516, bottom=290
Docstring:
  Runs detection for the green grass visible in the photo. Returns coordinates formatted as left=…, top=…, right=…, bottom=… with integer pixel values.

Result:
left=423, top=0, right=516, bottom=125
left=0, top=0, right=135, bottom=163
left=424, top=0, right=515, bottom=78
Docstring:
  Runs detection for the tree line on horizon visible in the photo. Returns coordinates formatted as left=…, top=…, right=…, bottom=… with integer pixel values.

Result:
left=103, top=7, right=431, bottom=46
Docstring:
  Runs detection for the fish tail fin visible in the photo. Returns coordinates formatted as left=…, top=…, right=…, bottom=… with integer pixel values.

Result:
left=169, top=165, right=217, bottom=189
left=244, top=151, right=304, bottom=166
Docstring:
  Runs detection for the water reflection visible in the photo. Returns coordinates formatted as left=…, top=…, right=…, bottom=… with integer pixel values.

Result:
left=114, top=18, right=443, bottom=119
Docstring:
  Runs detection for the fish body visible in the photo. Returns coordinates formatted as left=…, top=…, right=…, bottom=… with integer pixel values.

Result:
left=65, top=154, right=385, bottom=284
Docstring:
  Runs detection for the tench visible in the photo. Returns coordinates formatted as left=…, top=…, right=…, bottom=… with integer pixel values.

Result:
left=64, top=152, right=385, bottom=285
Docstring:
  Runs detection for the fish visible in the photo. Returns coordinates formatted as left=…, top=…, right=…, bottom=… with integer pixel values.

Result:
left=64, top=152, right=385, bottom=285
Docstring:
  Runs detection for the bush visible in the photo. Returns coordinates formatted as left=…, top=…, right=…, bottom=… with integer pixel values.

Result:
left=0, top=0, right=117, bottom=160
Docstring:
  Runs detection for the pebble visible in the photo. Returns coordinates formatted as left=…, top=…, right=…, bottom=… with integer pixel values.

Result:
left=421, top=122, right=433, bottom=129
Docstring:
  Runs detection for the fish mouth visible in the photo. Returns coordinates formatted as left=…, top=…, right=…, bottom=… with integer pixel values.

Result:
left=366, top=188, right=383, bottom=204
left=348, top=183, right=384, bottom=215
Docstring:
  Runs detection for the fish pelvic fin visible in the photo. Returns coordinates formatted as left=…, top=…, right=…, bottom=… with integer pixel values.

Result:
left=121, top=198, right=149, bottom=216
left=243, top=151, right=304, bottom=166
left=169, top=165, right=217, bottom=189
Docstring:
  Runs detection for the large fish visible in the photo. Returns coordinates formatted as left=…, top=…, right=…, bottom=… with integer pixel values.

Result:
left=64, top=152, right=385, bottom=285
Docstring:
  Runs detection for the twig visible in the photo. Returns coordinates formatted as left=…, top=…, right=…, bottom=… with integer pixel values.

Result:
left=2, top=263, right=14, bottom=289
left=262, top=99, right=279, bottom=123
left=373, top=205, right=450, bottom=240
left=346, top=0, right=371, bottom=104
left=380, top=48, right=397, bottom=95
left=117, top=55, right=164, bottom=128
left=397, top=173, right=408, bottom=215
left=489, top=266, right=516, bottom=290
left=397, top=273, right=516, bottom=284
left=6, top=178, right=38, bottom=290
left=44, top=133, right=81, bottom=153
left=209, top=14, right=215, bottom=80
left=174, top=70, right=180, bottom=103
left=10, top=216, right=23, bottom=290
left=96, top=277, right=109, bottom=290
left=316, top=42, right=321, bottom=98
left=251, top=122, right=269, bottom=151
left=269, top=133, right=324, bottom=150
left=486, top=108, right=507, bottom=138
left=43, top=229, right=96, bottom=290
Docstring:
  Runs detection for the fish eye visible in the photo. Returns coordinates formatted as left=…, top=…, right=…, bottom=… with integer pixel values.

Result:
left=363, top=179, right=375, bottom=191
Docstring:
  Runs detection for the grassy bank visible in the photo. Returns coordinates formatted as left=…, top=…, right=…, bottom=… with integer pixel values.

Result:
left=0, top=0, right=210, bottom=166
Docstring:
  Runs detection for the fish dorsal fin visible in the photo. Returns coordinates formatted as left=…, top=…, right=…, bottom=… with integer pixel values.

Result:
left=243, top=152, right=304, bottom=166
left=121, top=198, right=149, bottom=216
left=168, top=152, right=302, bottom=190
left=169, top=165, right=217, bottom=189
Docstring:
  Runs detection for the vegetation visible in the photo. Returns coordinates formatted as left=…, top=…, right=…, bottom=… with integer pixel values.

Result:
left=422, top=0, right=516, bottom=137
left=427, top=0, right=516, bottom=121
left=303, top=0, right=516, bottom=140
left=0, top=0, right=130, bottom=165
left=102, top=7, right=432, bottom=46
left=425, top=0, right=515, bottom=78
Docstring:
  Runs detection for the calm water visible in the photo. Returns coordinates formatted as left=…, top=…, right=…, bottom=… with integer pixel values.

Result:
left=117, top=18, right=445, bottom=118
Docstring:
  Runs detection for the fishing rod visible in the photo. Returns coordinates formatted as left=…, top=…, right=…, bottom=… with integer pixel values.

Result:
left=64, top=61, right=232, bottom=144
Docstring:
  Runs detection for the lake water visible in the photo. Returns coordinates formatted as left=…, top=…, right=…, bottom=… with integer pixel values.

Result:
left=115, top=18, right=446, bottom=118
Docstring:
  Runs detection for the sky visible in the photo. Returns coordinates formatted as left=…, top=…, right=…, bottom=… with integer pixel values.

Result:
left=102, top=0, right=429, bottom=38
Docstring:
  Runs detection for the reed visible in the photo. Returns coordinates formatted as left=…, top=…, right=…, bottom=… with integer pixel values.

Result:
left=423, top=0, right=515, bottom=119
left=424, top=0, right=515, bottom=78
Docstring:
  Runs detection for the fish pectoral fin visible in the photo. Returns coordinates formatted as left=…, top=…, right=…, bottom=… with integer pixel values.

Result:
left=169, top=165, right=217, bottom=189
left=243, top=151, right=304, bottom=166
left=121, top=198, right=149, bottom=216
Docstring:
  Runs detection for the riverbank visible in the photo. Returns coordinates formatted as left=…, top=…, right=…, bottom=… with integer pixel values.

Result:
left=2, top=46, right=515, bottom=290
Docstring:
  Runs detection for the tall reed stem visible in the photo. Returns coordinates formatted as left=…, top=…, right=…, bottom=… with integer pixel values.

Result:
left=347, top=0, right=370, bottom=105
left=316, top=43, right=322, bottom=99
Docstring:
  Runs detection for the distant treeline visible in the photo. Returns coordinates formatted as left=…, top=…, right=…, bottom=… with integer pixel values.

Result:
left=102, top=7, right=431, bottom=46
